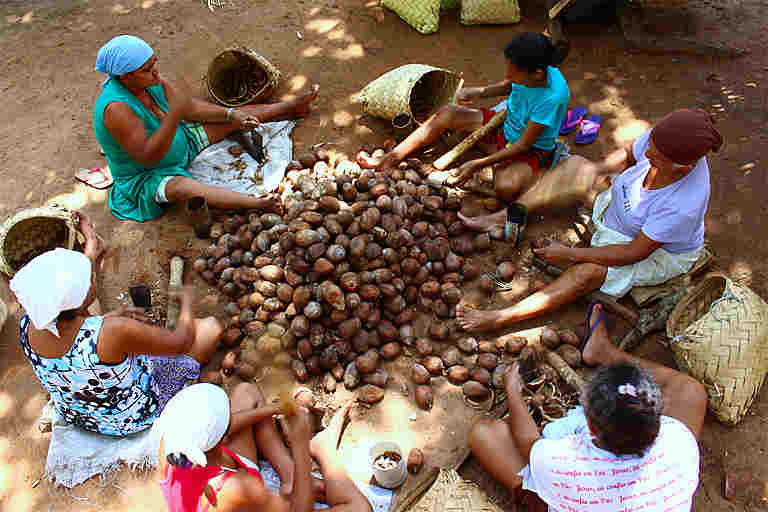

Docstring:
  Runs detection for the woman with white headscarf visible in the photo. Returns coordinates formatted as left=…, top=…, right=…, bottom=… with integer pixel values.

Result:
left=155, top=382, right=371, bottom=512
left=10, top=212, right=223, bottom=436
left=93, top=35, right=320, bottom=222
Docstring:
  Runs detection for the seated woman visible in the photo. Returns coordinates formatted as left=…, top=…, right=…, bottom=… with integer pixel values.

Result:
left=94, top=35, right=320, bottom=222
left=469, top=303, right=707, bottom=512
left=10, top=213, right=222, bottom=436
left=457, top=108, right=723, bottom=332
left=359, top=32, right=570, bottom=203
left=155, top=382, right=371, bottom=512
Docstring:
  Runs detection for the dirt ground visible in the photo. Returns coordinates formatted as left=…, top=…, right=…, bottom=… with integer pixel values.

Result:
left=0, top=0, right=766, bottom=510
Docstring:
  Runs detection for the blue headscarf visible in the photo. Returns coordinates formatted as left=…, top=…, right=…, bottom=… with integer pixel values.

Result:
left=95, top=35, right=154, bottom=86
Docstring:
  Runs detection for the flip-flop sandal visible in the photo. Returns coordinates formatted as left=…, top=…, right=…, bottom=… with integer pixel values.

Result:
left=559, top=106, right=588, bottom=135
left=574, top=114, right=602, bottom=145
left=75, top=167, right=113, bottom=189
left=579, top=301, right=605, bottom=357
left=504, top=202, right=528, bottom=248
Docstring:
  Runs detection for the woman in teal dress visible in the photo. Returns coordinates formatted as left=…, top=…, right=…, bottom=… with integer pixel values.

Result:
left=94, top=35, right=319, bottom=222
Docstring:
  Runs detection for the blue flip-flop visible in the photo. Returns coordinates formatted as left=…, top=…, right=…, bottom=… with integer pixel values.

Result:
left=574, top=114, right=602, bottom=145
left=579, top=301, right=605, bottom=358
left=559, top=107, right=588, bottom=135
left=504, top=202, right=528, bottom=248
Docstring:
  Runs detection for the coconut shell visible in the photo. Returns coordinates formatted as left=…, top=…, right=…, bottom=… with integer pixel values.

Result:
left=380, top=342, right=402, bottom=360
left=477, top=353, right=499, bottom=370
left=447, top=365, right=470, bottom=384
left=457, top=337, right=478, bottom=354
left=504, top=336, right=528, bottom=354
left=558, top=328, right=580, bottom=347
left=470, top=367, right=491, bottom=386
left=407, top=448, right=424, bottom=474
left=377, top=321, right=398, bottom=342
left=411, top=363, right=431, bottom=385
left=491, top=364, right=506, bottom=389
left=478, top=341, right=497, bottom=354
left=344, top=361, right=361, bottom=389
left=463, top=381, right=490, bottom=401
left=557, top=344, right=582, bottom=369
left=304, top=301, right=323, bottom=319
left=540, top=327, right=561, bottom=350
left=422, top=356, right=444, bottom=376
left=478, top=275, right=495, bottom=294
left=415, top=338, right=434, bottom=357
left=355, top=351, right=378, bottom=374
left=497, top=261, right=516, bottom=281
left=414, top=385, right=434, bottom=410
left=362, top=368, right=389, bottom=388
left=358, top=384, right=385, bottom=404
left=291, top=359, right=309, bottom=382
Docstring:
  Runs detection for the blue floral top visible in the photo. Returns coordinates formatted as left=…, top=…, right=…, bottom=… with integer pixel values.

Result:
left=19, top=314, right=161, bottom=436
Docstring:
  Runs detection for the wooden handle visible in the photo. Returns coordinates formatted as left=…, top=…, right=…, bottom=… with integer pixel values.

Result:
left=549, top=0, right=577, bottom=19
left=433, top=109, right=506, bottom=170
left=166, top=256, right=184, bottom=329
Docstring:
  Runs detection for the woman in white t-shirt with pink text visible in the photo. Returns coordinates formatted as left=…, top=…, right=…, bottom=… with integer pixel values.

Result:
left=469, top=302, right=707, bottom=512
left=457, top=109, right=723, bottom=333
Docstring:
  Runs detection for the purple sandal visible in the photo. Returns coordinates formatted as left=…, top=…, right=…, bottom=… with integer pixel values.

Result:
left=559, top=106, right=588, bottom=135
left=574, top=114, right=602, bottom=145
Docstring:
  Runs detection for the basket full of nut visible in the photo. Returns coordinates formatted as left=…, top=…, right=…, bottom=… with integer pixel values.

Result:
left=0, top=205, right=79, bottom=277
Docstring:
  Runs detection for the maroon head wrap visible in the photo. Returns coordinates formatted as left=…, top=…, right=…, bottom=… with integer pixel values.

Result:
left=650, top=109, right=723, bottom=165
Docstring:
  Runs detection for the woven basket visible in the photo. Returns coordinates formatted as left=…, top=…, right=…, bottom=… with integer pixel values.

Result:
left=0, top=205, right=78, bottom=277
left=206, top=48, right=281, bottom=107
left=460, top=0, right=520, bottom=25
left=381, top=0, right=441, bottom=35
left=358, top=64, right=463, bottom=123
left=667, top=274, right=768, bottom=425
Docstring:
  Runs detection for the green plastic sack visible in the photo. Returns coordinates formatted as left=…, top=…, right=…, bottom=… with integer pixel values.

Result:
left=460, top=0, right=520, bottom=25
left=381, top=0, right=441, bottom=34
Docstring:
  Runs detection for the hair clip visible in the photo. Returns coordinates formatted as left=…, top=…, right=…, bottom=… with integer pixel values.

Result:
left=617, top=383, right=638, bottom=397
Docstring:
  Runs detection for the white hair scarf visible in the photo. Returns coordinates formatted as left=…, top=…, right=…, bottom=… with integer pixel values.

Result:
left=152, top=383, right=231, bottom=467
left=10, top=248, right=92, bottom=337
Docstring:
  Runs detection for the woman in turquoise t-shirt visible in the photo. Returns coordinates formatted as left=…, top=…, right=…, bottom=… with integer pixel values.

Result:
left=359, top=32, right=570, bottom=202
left=93, top=35, right=319, bottom=222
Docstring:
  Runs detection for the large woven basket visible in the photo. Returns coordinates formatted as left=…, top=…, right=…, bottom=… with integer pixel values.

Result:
left=460, top=0, right=520, bottom=25
left=358, top=64, right=463, bottom=124
left=206, top=48, right=281, bottom=107
left=381, top=0, right=441, bottom=34
left=0, top=205, right=78, bottom=277
left=667, top=274, right=768, bottom=425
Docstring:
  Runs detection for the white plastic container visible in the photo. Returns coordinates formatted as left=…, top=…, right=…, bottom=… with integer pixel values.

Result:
left=369, top=441, right=407, bottom=489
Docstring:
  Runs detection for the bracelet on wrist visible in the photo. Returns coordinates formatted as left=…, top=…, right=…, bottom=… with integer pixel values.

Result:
left=226, top=107, right=236, bottom=121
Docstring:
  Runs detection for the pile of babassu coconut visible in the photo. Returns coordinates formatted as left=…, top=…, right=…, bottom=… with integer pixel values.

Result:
left=194, top=145, right=580, bottom=413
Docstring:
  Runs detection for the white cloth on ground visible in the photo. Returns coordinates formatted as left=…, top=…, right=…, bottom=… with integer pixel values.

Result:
left=519, top=407, right=700, bottom=512
left=9, top=248, right=92, bottom=337
left=591, top=186, right=701, bottom=298
left=152, top=383, right=230, bottom=467
left=602, top=130, right=709, bottom=254
left=42, top=400, right=161, bottom=488
left=186, top=120, right=295, bottom=195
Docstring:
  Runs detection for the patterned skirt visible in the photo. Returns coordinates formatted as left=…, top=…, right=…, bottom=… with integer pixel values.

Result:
left=150, top=355, right=201, bottom=411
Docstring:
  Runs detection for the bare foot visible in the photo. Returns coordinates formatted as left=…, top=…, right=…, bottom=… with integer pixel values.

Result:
left=458, top=210, right=506, bottom=233
left=310, top=402, right=353, bottom=457
left=456, top=303, right=506, bottom=332
left=293, top=84, right=320, bottom=118
left=581, top=303, right=613, bottom=367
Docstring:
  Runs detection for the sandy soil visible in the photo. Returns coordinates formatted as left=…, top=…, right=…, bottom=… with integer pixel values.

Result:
left=0, top=0, right=766, bottom=510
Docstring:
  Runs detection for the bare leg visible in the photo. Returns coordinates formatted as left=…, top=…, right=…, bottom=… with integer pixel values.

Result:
left=310, top=404, right=371, bottom=512
left=202, top=85, right=321, bottom=144
left=459, top=155, right=608, bottom=233
left=493, top=161, right=535, bottom=202
left=456, top=263, right=607, bottom=332
left=582, top=304, right=708, bottom=438
left=358, top=105, right=484, bottom=170
left=186, top=317, right=223, bottom=365
left=164, top=176, right=279, bottom=212
left=221, top=383, right=297, bottom=495
left=468, top=418, right=526, bottom=491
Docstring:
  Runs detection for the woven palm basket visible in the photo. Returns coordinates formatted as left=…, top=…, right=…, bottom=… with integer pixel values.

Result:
left=381, top=0, right=441, bottom=34
left=357, top=64, right=463, bottom=124
left=206, top=48, right=281, bottom=107
left=460, top=0, right=520, bottom=25
left=667, top=274, right=768, bottom=425
left=0, top=206, right=77, bottom=277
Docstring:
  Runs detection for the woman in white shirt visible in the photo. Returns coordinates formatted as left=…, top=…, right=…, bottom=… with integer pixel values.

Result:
left=468, top=302, right=707, bottom=512
left=457, top=109, right=723, bottom=333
